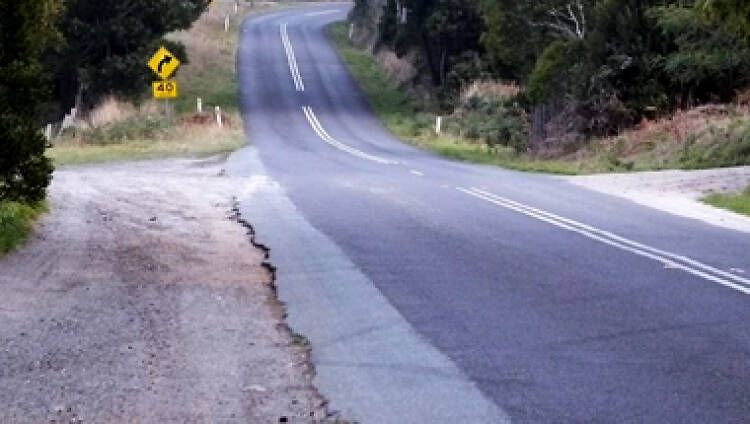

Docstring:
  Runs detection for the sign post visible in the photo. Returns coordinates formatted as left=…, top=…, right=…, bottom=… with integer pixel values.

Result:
left=148, top=46, right=181, bottom=127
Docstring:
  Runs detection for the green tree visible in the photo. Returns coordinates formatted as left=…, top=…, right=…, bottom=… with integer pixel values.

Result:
left=0, top=0, right=58, bottom=203
left=698, top=0, right=750, bottom=35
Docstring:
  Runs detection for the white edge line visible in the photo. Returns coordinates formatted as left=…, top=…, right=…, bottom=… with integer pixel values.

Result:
left=468, top=187, right=750, bottom=287
left=458, top=187, right=750, bottom=295
left=280, top=23, right=304, bottom=91
left=302, top=106, right=396, bottom=165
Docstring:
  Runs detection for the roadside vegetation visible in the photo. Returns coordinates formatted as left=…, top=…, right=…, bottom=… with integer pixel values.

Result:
left=342, top=1, right=750, bottom=176
left=1, top=1, right=58, bottom=256
left=48, top=2, right=274, bottom=165
left=704, top=185, right=750, bottom=217
left=0, top=202, right=47, bottom=256
left=328, top=23, right=581, bottom=174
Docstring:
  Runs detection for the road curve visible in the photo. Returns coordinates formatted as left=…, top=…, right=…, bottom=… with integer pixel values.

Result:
left=230, top=4, right=750, bottom=423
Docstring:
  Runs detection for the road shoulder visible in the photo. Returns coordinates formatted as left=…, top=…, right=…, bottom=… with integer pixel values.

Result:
left=0, top=157, right=328, bottom=422
left=565, top=166, right=750, bottom=233
left=228, top=146, right=510, bottom=424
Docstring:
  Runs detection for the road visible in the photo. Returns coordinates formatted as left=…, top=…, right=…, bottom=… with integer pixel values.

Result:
left=229, top=4, right=750, bottom=423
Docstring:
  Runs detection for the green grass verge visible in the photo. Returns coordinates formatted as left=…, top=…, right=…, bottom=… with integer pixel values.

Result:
left=703, top=185, right=750, bottom=216
left=0, top=201, right=47, bottom=256
left=48, top=132, right=243, bottom=166
left=327, top=22, right=583, bottom=175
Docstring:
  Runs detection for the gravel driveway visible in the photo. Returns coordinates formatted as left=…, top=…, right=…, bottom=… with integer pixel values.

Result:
left=0, top=158, right=329, bottom=423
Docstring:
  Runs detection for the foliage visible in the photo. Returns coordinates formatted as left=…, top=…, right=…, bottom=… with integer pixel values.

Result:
left=0, top=0, right=56, bottom=203
left=0, top=201, right=46, bottom=255
left=678, top=117, right=750, bottom=169
left=449, top=95, right=529, bottom=151
left=378, top=0, right=483, bottom=96
left=697, top=0, right=750, bottom=35
left=366, top=0, right=750, bottom=146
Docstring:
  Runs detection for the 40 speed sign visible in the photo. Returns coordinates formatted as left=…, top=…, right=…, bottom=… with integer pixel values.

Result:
left=152, top=80, right=178, bottom=99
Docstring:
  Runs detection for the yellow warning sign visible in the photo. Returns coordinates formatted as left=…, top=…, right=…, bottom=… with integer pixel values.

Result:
left=148, top=46, right=180, bottom=80
left=152, top=80, right=178, bottom=99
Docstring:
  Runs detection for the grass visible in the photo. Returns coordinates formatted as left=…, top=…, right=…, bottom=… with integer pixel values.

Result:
left=0, top=201, right=47, bottom=256
left=47, top=2, right=278, bottom=166
left=703, top=185, right=750, bottom=216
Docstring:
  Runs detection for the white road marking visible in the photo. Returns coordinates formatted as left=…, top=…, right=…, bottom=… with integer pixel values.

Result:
left=410, top=170, right=424, bottom=176
left=302, top=106, right=397, bottom=165
left=459, top=186, right=750, bottom=295
left=305, top=10, right=339, bottom=17
left=280, top=23, right=304, bottom=91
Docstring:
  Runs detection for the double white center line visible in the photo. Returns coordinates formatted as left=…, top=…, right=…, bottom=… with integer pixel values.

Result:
left=459, top=186, right=750, bottom=295
left=302, top=106, right=397, bottom=165
left=280, top=23, right=304, bottom=91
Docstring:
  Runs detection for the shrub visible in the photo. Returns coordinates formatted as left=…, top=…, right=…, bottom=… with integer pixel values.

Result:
left=0, top=0, right=56, bottom=203
left=451, top=95, right=529, bottom=152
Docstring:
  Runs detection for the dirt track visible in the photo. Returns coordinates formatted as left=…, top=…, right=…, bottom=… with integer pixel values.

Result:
left=0, top=158, right=328, bottom=423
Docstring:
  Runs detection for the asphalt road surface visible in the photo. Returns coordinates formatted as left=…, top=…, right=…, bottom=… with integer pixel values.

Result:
left=229, top=4, right=750, bottom=423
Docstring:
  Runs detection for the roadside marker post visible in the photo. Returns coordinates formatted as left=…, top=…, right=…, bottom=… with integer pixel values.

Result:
left=436, top=116, right=443, bottom=134
left=215, top=106, right=223, bottom=128
left=197, top=97, right=203, bottom=113
left=44, top=124, right=52, bottom=141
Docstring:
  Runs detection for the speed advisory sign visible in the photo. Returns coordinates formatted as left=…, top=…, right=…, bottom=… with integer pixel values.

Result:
left=153, top=80, right=178, bottom=99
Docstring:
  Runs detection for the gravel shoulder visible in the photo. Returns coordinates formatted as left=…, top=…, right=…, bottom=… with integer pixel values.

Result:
left=565, top=166, right=750, bottom=234
left=0, top=158, right=328, bottom=423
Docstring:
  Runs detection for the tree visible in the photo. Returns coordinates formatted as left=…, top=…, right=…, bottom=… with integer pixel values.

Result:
left=0, top=0, right=59, bottom=203
left=378, top=0, right=483, bottom=90
left=698, top=0, right=750, bottom=35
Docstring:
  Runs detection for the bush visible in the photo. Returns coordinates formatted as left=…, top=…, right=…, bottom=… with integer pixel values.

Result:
left=679, top=118, right=750, bottom=169
left=0, top=118, right=53, bottom=203
left=0, top=201, right=46, bottom=255
left=450, top=95, right=529, bottom=152
left=0, top=0, right=56, bottom=203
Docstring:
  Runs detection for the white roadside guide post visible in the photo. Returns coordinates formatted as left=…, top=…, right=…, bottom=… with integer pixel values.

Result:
left=436, top=116, right=443, bottom=134
left=215, top=106, right=223, bottom=128
left=197, top=97, right=202, bottom=113
left=234, top=1, right=239, bottom=14
left=349, top=23, right=354, bottom=40
left=44, top=124, right=52, bottom=141
left=225, top=16, right=230, bottom=32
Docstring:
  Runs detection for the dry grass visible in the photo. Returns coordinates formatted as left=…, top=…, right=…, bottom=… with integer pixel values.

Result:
left=87, top=97, right=137, bottom=128
left=461, top=79, right=520, bottom=102
left=568, top=104, right=750, bottom=172
left=375, top=49, right=419, bottom=84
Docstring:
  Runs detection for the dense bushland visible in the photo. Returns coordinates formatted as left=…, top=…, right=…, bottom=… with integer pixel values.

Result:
left=353, top=0, right=750, bottom=157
